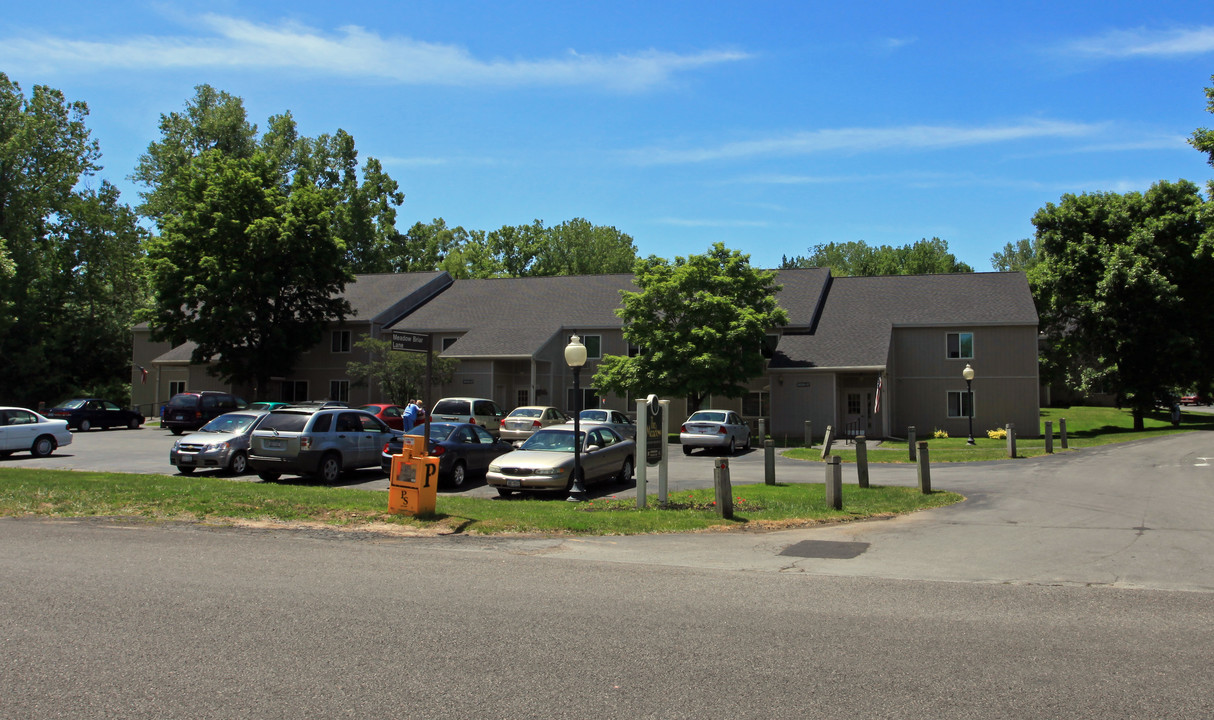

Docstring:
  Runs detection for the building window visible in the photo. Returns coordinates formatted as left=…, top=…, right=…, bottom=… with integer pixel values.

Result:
left=946, top=332, right=973, bottom=359
left=576, top=334, right=601, bottom=359
left=743, top=390, right=769, bottom=417
left=330, top=380, right=350, bottom=403
left=567, top=387, right=598, bottom=413
left=282, top=380, right=308, bottom=402
left=847, top=393, right=862, bottom=415
left=441, top=337, right=458, bottom=351
left=331, top=330, right=352, bottom=353
left=168, top=381, right=186, bottom=396
left=947, top=390, right=974, bottom=418
left=517, top=389, right=529, bottom=407
left=628, top=343, right=642, bottom=357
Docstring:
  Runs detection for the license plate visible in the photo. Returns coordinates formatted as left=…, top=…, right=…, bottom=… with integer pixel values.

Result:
left=507, top=479, right=522, bottom=488
left=180, top=456, right=195, bottom=464
left=263, top=439, right=285, bottom=450
left=175, top=413, right=187, bottom=420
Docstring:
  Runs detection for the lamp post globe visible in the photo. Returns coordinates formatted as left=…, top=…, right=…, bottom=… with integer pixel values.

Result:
left=963, top=364, right=976, bottom=445
left=565, top=335, right=588, bottom=502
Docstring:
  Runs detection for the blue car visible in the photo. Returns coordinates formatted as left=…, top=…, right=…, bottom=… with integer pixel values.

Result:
left=381, top=422, right=514, bottom=488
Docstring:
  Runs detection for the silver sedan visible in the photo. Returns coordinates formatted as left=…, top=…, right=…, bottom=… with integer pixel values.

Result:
left=485, top=423, right=635, bottom=498
left=679, top=410, right=751, bottom=455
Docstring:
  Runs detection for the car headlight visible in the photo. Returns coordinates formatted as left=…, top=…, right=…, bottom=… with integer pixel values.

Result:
left=203, top=442, right=230, bottom=453
left=532, top=467, right=566, bottom=476
left=488, top=463, right=502, bottom=473
left=171, top=440, right=180, bottom=451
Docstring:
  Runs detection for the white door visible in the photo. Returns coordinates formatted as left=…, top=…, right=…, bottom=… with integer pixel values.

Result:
left=843, top=389, right=869, bottom=437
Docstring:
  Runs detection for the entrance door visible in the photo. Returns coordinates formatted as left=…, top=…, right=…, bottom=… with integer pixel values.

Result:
left=843, top=389, right=870, bottom=438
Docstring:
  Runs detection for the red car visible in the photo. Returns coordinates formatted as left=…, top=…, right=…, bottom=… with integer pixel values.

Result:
left=1180, top=394, right=1210, bottom=406
left=359, top=403, right=407, bottom=430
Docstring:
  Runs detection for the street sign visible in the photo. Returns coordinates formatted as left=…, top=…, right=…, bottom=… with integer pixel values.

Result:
left=391, top=330, right=430, bottom=353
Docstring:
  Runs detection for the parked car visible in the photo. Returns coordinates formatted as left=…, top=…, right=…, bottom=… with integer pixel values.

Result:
left=288, top=400, right=349, bottom=409
left=162, top=391, right=247, bottom=435
left=431, top=397, right=505, bottom=437
left=578, top=408, right=637, bottom=440
left=380, top=422, right=514, bottom=488
left=247, top=407, right=400, bottom=483
left=169, top=410, right=269, bottom=475
left=500, top=406, right=571, bottom=444
left=1180, top=394, right=1210, bottom=406
left=0, top=407, right=72, bottom=458
left=360, top=403, right=407, bottom=430
left=247, top=401, right=291, bottom=412
left=485, top=423, right=635, bottom=498
left=46, top=398, right=144, bottom=431
left=679, top=410, right=751, bottom=455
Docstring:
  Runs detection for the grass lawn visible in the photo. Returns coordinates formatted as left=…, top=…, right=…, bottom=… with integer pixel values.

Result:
left=783, top=405, right=1214, bottom=463
left=0, top=467, right=960, bottom=536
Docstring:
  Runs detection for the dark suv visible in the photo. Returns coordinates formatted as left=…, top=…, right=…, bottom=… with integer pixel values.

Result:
left=247, top=407, right=400, bottom=483
left=162, top=392, right=247, bottom=435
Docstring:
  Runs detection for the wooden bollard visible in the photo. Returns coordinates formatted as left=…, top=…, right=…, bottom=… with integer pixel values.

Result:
left=1045, top=421, right=1053, bottom=454
left=1006, top=423, right=1016, bottom=458
left=917, top=441, right=931, bottom=494
left=825, top=455, right=842, bottom=509
left=764, top=439, right=775, bottom=485
left=713, top=457, right=733, bottom=519
left=1060, top=418, right=1068, bottom=449
left=804, top=420, right=813, bottom=448
left=855, top=434, right=870, bottom=489
left=908, top=426, right=917, bottom=461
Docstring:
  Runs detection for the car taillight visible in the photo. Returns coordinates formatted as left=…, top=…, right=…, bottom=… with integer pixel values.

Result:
left=382, top=442, right=392, bottom=453
left=532, top=420, right=542, bottom=428
left=300, top=436, right=312, bottom=450
left=680, top=424, right=687, bottom=433
left=468, top=417, right=477, bottom=425
left=718, top=426, right=728, bottom=434
left=431, top=445, right=446, bottom=456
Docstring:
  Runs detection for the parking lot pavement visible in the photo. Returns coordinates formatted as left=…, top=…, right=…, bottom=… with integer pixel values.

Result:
left=0, top=423, right=819, bottom=493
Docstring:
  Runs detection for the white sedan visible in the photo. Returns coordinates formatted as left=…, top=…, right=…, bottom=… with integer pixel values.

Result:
left=0, top=407, right=73, bottom=458
left=679, top=410, right=751, bottom=455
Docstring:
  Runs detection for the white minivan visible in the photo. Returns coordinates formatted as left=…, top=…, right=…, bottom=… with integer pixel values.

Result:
left=430, top=397, right=506, bottom=438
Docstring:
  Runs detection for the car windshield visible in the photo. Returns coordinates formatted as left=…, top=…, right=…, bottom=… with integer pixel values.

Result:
left=519, top=428, right=582, bottom=452
left=580, top=410, right=609, bottom=422
left=199, top=413, right=261, bottom=434
left=433, top=400, right=469, bottom=414
left=688, top=411, right=728, bottom=423
left=58, top=399, right=87, bottom=409
left=509, top=408, right=543, bottom=418
left=168, top=395, right=199, bottom=408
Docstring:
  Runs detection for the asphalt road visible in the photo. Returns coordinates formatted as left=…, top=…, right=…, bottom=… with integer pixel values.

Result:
left=3, top=425, right=1213, bottom=717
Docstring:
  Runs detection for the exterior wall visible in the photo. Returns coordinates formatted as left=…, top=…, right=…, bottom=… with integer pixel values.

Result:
left=769, top=370, right=839, bottom=440
left=890, top=324, right=1040, bottom=438
left=130, top=328, right=173, bottom=416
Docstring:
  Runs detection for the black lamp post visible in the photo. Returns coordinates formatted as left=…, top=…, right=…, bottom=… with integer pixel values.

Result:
left=565, top=335, right=588, bottom=502
left=963, top=363, right=976, bottom=445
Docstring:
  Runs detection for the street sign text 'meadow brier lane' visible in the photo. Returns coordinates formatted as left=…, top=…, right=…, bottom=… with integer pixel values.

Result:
left=391, top=331, right=429, bottom=353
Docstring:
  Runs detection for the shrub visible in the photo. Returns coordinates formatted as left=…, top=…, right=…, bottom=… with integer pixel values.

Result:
left=987, top=428, right=1007, bottom=439
left=933, top=428, right=949, bottom=439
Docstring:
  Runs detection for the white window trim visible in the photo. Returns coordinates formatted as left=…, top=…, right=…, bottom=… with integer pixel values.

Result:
left=947, top=390, right=975, bottom=418
left=946, top=331, right=974, bottom=360
left=330, top=379, right=350, bottom=403
left=331, top=330, right=352, bottom=354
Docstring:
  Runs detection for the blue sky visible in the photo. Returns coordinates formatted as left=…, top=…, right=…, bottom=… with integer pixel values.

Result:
left=3, top=1, right=1213, bottom=271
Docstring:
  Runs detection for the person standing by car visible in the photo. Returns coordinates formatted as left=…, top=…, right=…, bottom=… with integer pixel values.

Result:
left=402, top=400, right=422, bottom=433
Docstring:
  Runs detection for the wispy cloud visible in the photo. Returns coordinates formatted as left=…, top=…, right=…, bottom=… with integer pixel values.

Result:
left=0, top=14, right=750, bottom=92
left=624, top=120, right=1100, bottom=165
left=1061, top=25, right=1214, bottom=58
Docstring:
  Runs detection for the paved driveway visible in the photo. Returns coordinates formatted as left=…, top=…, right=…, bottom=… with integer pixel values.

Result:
left=5, top=424, right=1213, bottom=593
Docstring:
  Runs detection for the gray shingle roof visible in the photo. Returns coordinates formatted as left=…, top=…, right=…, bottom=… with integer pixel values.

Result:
left=769, top=271, right=1038, bottom=369
left=340, top=271, right=451, bottom=324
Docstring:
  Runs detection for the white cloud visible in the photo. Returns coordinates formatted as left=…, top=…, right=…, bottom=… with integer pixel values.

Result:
left=625, top=120, right=1100, bottom=165
left=1062, top=25, right=1214, bottom=58
left=0, top=14, right=750, bottom=92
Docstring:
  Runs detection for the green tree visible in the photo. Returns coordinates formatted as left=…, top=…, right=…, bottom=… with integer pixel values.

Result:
left=0, top=73, right=146, bottom=405
left=143, top=151, right=353, bottom=393
left=1031, top=180, right=1210, bottom=429
left=593, top=243, right=788, bottom=412
left=1190, top=73, right=1214, bottom=170
left=345, top=335, right=457, bottom=405
left=781, top=238, right=973, bottom=275
left=990, top=238, right=1039, bottom=272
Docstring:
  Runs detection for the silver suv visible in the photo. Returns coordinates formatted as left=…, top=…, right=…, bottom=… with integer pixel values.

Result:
left=248, top=407, right=400, bottom=483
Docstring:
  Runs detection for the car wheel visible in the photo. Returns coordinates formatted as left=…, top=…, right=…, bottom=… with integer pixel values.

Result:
left=683, top=445, right=692, bottom=456
left=79, top=419, right=91, bottom=432
left=0, top=450, right=12, bottom=458
left=318, top=453, right=342, bottom=483
left=743, top=433, right=751, bottom=451
left=178, top=466, right=196, bottom=474
left=170, top=427, right=183, bottom=436
left=618, top=457, right=633, bottom=483
left=496, top=487, right=514, bottom=498
left=257, top=472, right=280, bottom=482
left=727, top=438, right=736, bottom=455
left=449, top=461, right=467, bottom=488
left=227, top=451, right=248, bottom=475
left=31, top=435, right=56, bottom=458
left=127, top=418, right=140, bottom=429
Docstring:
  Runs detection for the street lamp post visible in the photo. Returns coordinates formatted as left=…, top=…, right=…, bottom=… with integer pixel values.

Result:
left=963, top=364, right=976, bottom=445
left=565, top=335, right=588, bottom=502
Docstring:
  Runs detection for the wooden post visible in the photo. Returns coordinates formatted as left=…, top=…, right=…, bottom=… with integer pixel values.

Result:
left=1006, top=423, right=1016, bottom=458
left=855, top=434, right=870, bottom=489
left=1044, top=421, right=1053, bottom=454
left=764, top=439, right=775, bottom=485
left=908, top=426, right=917, bottom=461
left=713, top=458, right=733, bottom=519
left=916, top=441, right=931, bottom=494
left=804, top=420, right=813, bottom=448
left=820, top=424, right=835, bottom=460
left=1060, top=418, right=1068, bottom=449
left=758, top=418, right=766, bottom=443
left=825, top=455, right=842, bottom=509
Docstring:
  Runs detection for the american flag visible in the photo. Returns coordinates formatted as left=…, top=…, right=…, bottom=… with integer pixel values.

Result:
left=873, top=376, right=883, bottom=414
left=137, top=365, right=148, bottom=385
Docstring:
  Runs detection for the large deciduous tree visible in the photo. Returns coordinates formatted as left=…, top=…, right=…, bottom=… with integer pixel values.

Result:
left=1031, top=180, right=1211, bottom=429
left=0, top=73, right=148, bottom=405
left=593, top=243, right=788, bottom=412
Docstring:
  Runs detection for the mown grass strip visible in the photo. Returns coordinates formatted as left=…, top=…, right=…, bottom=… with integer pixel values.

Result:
left=0, top=468, right=960, bottom=535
